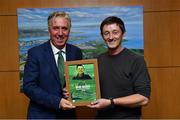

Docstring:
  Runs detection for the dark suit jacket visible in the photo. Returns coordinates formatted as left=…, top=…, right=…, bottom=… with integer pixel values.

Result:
left=23, top=40, right=82, bottom=119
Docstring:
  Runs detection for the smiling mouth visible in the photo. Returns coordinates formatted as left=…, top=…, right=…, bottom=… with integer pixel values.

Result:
left=107, top=39, right=116, bottom=43
left=56, top=35, right=64, bottom=40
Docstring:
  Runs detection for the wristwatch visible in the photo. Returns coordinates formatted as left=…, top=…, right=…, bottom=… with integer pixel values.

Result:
left=110, top=98, right=115, bottom=106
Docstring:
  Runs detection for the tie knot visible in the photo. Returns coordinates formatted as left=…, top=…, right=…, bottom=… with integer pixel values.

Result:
left=58, top=51, right=64, bottom=61
left=58, top=50, right=63, bottom=54
left=58, top=51, right=64, bottom=58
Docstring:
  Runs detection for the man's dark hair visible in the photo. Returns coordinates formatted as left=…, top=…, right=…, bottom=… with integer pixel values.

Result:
left=100, top=16, right=126, bottom=35
left=76, top=64, right=83, bottom=68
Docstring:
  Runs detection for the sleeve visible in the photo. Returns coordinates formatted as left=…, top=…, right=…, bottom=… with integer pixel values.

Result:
left=131, top=57, right=151, bottom=98
left=23, top=49, right=61, bottom=110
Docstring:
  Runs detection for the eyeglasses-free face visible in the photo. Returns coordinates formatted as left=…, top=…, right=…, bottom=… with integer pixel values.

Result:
left=102, top=23, right=124, bottom=50
left=49, top=16, right=71, bottom=49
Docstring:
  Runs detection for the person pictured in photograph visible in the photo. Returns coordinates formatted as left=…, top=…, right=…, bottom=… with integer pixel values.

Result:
left=72, top=64, right=92, bottom=80
left=87, top=16, right=151, bottom=119
left=23, top=11, right=83, bottom=119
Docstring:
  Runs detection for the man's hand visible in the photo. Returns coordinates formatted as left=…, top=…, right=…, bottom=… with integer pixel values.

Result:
left=59, top=98, right=75, bottom=110
left=87, top=98, right=111, bottom=109
left=63, top=88, right=69, bottom=99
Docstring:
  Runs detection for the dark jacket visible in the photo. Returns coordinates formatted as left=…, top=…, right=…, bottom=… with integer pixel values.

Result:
left=23, top=41, right=82, bottom=119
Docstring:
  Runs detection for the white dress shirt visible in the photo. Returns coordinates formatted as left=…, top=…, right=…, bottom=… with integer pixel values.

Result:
left=50, top=41, right=66, bottom=66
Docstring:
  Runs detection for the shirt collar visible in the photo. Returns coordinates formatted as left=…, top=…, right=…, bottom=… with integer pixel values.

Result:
left=50, top=41, right=66, bottom=55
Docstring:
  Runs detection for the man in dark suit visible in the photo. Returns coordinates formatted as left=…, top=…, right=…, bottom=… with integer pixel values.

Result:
left=23, top=11, right=83, bottom=119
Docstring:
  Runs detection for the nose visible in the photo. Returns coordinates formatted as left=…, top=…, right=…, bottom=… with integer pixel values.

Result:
left=58, top=28, right=63, bottom=35
left=57, top=29, right=64, bottom=38
left=109, top=33, right=113, bottom=39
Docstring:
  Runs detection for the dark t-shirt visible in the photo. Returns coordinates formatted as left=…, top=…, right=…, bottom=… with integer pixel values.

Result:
left=72, top=74, right=92, bottom=80
left=97, top=48, right=151, bottom=119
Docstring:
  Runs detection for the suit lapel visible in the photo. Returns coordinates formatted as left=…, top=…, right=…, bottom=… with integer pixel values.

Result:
left=66, top=44, right=73, bottom=61
left=66, top=44, right=70, bottom=61
left=43, top=41, right=60, bottom=84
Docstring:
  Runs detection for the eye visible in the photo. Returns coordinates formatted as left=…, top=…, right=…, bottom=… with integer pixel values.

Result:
left=62, top=27, right=68, bottom=31
left=112, top=31, right=119, bottom=35
left=103, top=31, right=109, bottom=36
left=52, top=26, right=60, bottom=31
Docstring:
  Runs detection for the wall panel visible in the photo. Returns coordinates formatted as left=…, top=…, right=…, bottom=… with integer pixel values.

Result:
left=143, top=0, right=180, bottom=12
left=144, top=11, right=180, bottom=67
left=142, top=67, right=180, bottom=118
left=172, top=12, right=180, bottom=66
left=3, top=0, right=179, bottom=15
left=0, top=72, right=28, bottom=118
left=0, top=0, right=142, bottom=15
left=76, top=106, right=96, bottom=119
left=0, top=16, right=19, bottom=71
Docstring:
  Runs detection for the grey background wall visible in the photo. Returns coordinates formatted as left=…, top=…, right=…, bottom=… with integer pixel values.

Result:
left=0, top=0, right=180, bottom=118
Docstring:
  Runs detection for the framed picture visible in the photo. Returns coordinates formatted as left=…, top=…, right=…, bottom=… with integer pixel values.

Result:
left=64, top=59, right=101, bottom=106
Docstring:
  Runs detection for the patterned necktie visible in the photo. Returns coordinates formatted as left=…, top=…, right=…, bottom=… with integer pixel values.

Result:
left=57, top=51, right=65, bottom=88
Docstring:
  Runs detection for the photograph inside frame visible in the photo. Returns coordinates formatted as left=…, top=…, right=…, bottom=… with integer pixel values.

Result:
left=64, top=59, right=100, bottom=106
